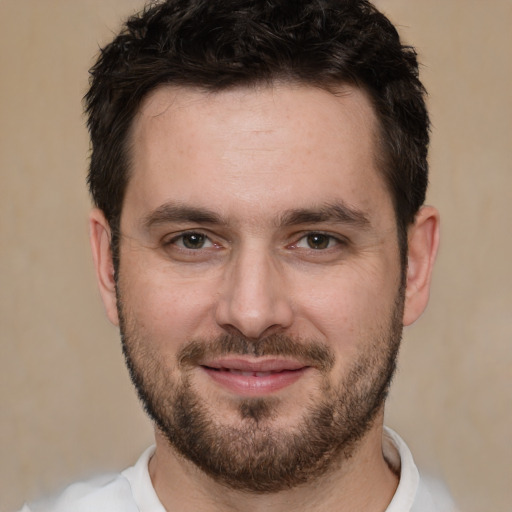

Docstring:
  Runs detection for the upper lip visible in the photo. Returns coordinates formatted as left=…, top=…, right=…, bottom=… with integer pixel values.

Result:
left=200, top=357, right=307, bottom=373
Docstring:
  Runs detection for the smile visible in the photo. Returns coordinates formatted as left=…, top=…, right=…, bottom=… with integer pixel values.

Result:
left=211, top=368, right=292, bottom=377
left=200, top=358, right=310, bottom=396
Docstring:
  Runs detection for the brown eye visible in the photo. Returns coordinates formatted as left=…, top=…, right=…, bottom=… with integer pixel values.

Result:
left=306, top=233, right=332, bottom=249
left=179, top=233, right=209, bottom=249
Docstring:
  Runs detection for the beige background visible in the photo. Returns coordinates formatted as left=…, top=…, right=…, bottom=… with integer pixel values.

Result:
left=1, top=1, right=511, bottom=511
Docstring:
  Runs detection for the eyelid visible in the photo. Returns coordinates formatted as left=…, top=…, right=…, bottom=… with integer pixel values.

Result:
left=291, top=231, right=348, bottom=249
left=163, top=230, right=216, bottom=249
left=160, top=229, right=348, bottom=251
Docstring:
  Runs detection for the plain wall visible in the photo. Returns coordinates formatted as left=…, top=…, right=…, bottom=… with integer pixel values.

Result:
left=1, top=1, right=511, bottom=511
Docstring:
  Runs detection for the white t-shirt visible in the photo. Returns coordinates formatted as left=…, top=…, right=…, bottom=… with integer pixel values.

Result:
left=20, top=428, right=456, bottom=512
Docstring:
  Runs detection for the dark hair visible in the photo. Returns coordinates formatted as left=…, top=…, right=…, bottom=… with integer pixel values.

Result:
left=85, top=0, right=429, bottom=266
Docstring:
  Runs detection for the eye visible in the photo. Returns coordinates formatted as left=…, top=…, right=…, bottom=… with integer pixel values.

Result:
left=295, top=232, right=340, bottom=250
left=170, top=232, right=214, bottom=250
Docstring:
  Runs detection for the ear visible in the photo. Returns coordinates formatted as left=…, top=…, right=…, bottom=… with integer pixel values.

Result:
left=403, top=206, right=440, bottom=326
left=89, top=208, right=119, bottom=326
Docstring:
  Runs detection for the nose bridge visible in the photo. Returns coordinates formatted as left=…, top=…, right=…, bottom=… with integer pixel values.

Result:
left=215, top=240, right=293, bottom=339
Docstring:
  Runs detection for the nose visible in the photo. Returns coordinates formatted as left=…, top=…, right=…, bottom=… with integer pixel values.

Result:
left=215, top=246, right=294, bottom=339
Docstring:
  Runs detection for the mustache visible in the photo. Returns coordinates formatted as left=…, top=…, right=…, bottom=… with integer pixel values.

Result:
left=177, top=334, right=335, bottom=372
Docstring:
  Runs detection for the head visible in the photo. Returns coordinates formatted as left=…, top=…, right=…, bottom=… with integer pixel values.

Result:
left=86, top=0, right=439, bottom=494
left=85, top=0, right=430, bottom=271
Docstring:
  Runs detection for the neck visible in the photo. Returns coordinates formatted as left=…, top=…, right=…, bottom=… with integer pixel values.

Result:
left=149, top=417, right=399, bottom=512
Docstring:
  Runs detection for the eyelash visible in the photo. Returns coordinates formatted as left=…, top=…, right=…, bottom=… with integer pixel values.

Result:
left=291, top=232, right=345, bottom=251
left=164, top=231, right=217, bottom=250
left=163, top=230, right=346, bottom=252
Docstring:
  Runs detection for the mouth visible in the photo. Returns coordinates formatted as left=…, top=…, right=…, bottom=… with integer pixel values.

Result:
left=199, top=358, right=310, bottom=396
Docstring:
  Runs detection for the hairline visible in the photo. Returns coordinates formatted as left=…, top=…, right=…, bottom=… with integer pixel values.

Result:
left=110, top=78, right=410, bottom=272
left=122, top=78, right=398, bottom=214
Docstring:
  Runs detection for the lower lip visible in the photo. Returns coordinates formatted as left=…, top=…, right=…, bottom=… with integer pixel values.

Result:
left=201, top=367, right=309, bottom=396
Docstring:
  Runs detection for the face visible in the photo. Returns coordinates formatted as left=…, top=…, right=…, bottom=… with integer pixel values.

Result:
left=99, top=84, right=409, bottom=491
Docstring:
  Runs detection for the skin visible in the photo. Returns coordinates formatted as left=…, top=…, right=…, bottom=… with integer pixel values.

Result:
left=90, top=84, right=439, bottom=512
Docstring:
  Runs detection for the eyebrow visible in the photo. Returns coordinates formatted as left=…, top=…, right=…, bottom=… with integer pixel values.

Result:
left=278, top=202, right=371, bottom=228
left=142, top=200, right=371, bottom=231
left=143, top=203, right=227, bottom=230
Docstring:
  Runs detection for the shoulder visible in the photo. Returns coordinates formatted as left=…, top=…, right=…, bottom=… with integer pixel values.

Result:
left=19, top=447, right=158, bottom=512
left=383, top=427, right=457, bottom=512
left=414, top=473, right=458, bottom=512
left=18, top=473, right=138, bottom=512
left=20, top=475, right=138, bottom=512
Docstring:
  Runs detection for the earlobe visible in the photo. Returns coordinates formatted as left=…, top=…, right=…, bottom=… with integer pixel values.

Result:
left=403, top=206, right=440, bottom=326
left=89, top=208, right=120, bottom=326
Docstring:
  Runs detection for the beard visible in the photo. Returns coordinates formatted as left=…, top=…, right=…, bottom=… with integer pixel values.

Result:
left=117, top=289, right=404, bottom=493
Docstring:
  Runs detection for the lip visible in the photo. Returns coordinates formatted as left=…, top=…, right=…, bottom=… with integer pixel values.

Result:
left=200, top=357, right=310, bottom=396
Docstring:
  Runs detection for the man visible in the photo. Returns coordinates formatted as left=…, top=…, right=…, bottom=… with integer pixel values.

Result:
left=21, top=0, right=454, bottom=510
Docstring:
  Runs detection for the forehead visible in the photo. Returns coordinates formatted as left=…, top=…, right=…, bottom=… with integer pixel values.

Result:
left=134, top=84, right=378, bottom=157
left=125, top=84, right=392, bottom=228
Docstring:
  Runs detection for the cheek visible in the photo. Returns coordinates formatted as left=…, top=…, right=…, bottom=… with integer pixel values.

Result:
left=295, top=262, right=400, bottom=347
left=118, top=260, right=220, bottom=349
